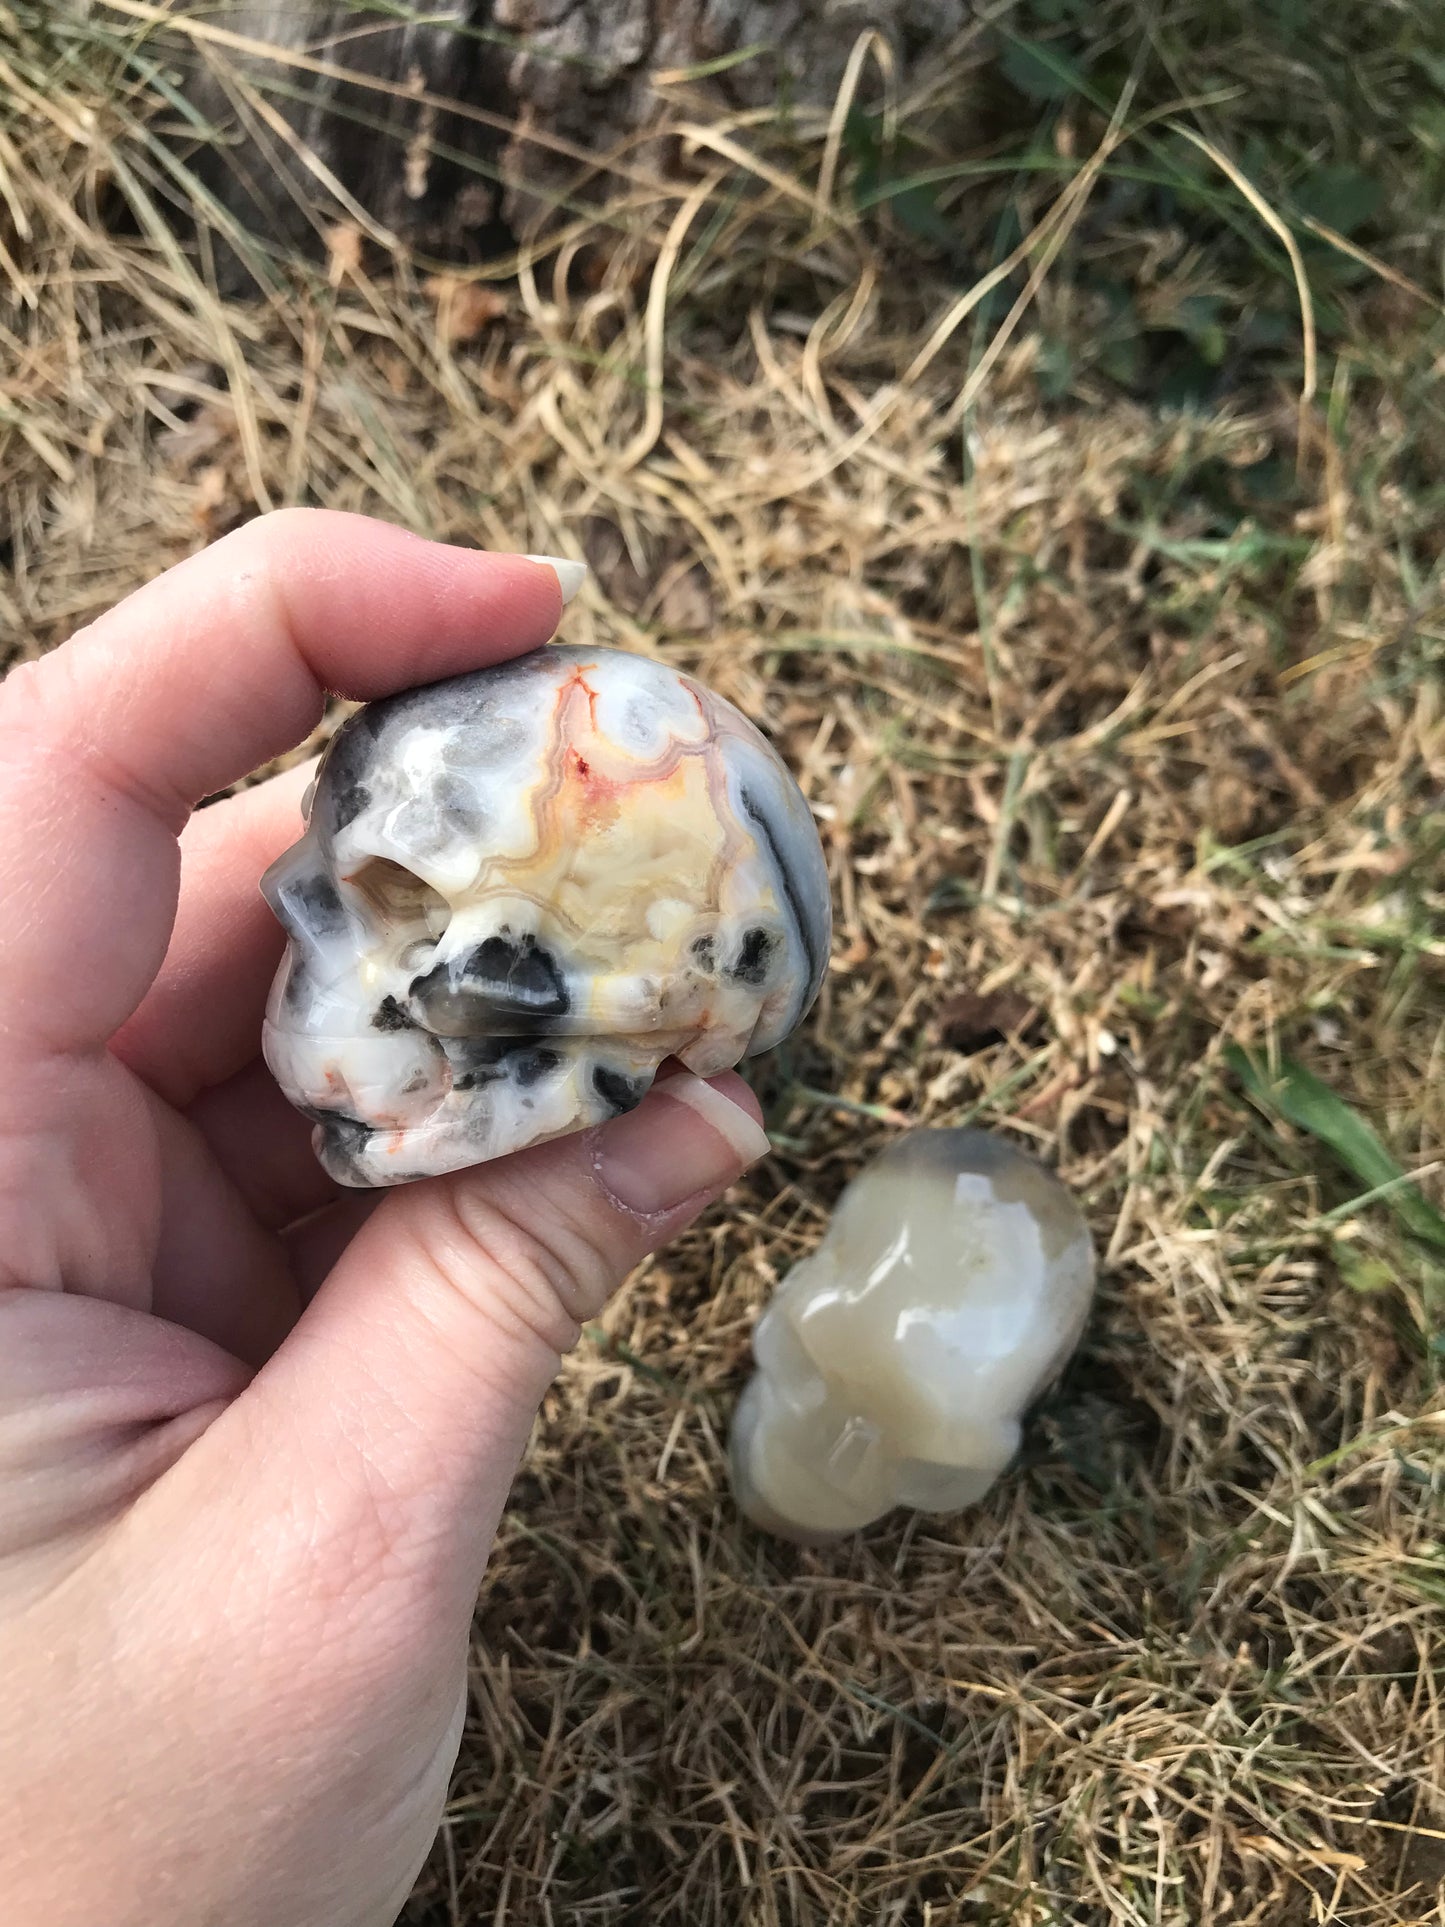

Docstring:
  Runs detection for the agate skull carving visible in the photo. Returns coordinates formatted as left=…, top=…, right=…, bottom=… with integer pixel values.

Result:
left=729, top=1130, right=1096, bottom=1542
left=261, top=644, right=830, bottom=1186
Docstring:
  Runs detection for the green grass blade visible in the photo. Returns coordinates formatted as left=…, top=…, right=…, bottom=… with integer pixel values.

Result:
left=1227, top=1046, right=1445, bottom=1256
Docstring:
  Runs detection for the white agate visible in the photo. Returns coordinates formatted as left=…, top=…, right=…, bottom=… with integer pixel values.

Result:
left=729, top=1130, right=1095, bottom=1542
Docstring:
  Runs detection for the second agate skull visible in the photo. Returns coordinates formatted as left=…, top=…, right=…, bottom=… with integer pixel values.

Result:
left=729, top=1130, right=1096, bottom=1542
left=261, top=644, right=830, bottom=1186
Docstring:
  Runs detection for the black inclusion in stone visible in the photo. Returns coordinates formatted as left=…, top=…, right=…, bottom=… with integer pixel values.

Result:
left=317, top=722, right=374, bottom=831
left=512, top=1045, right=563, bottom=1087
left=330, top=775, right=372, bottom=831
left=448, top=1042, right=507, bottom=1091
left=409, top=933, right=570, bottom=1035
left=355, top=655, right=552, bottom=748
left=299, top=1108, right=375, bottom=1177
left=372, top=995, right=416, bottom=1032
left=276, top=870, right=348, bottom=942
left=727, top=925, right=776, bottom=987
left=592, top=1064, right=647, bottom=1117
left=740, top=784, right=820, bottom=989
left=690, top=934, right=717, bottom=973
left=282, top=958, right=314, bottom=1017
left=449, top=1036, right=562, bottom=1092
left=470, top=934, right=568, bottom=1014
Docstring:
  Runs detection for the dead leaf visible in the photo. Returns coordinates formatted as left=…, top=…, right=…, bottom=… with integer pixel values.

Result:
left=424, top=276, right=508, bottom=345
left=325, top=222, right=364, bottom=285
left=936, top=989, right=1037, bottom=1053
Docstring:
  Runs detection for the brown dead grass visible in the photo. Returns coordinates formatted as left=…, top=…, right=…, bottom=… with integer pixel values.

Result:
left=3, top=8, right=1444, bottom=1922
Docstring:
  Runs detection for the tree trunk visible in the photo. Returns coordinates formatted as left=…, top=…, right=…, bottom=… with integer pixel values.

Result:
left=106, top=1, right=971, bottom=271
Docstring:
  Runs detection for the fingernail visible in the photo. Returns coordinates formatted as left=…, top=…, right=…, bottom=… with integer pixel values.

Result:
left=523, top=553, right=587, bottom=605
left=595, top=1070, right=771, bottom=1216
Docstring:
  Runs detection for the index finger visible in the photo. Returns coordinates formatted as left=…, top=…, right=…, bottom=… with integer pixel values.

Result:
left=0, top=511, right=572, bottom=1056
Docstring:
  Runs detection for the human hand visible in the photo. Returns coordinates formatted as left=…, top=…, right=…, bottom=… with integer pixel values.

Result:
left=0, top=512, right=770, bottom=1927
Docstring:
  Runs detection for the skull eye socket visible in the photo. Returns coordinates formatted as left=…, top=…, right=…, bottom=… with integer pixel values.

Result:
left=347, top=857, right=450, bottom=939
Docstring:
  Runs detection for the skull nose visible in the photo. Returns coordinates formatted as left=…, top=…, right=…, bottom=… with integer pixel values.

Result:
left=407, top=932, right=571, bottom=1037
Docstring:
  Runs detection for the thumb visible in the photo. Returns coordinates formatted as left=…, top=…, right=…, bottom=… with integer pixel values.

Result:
left=220, top=1068, right=768, bottom=1605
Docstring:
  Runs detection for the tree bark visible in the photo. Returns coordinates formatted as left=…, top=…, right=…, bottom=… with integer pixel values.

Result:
left=151, top=3, right=513, bottom=265
left=106, top=1, right=971, bottom=271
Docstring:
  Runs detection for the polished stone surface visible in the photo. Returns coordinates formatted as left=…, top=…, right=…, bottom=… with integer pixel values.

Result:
left=262, top=645, right=830, bottom=1186
left=729, top=1130, right=1095, bottom=1542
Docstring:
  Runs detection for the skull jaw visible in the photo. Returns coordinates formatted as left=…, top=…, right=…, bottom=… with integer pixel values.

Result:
left=261, top=1011, right=757, bottom=1189
left=728, top=1367, right=1021, bottom=1543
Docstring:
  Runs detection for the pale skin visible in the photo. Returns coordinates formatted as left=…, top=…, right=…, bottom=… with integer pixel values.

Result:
left=0, top=511, right=770, bottom=1927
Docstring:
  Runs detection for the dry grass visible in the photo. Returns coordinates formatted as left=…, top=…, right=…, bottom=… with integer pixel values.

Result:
left=3, top=4, right=1445, bottom=1922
